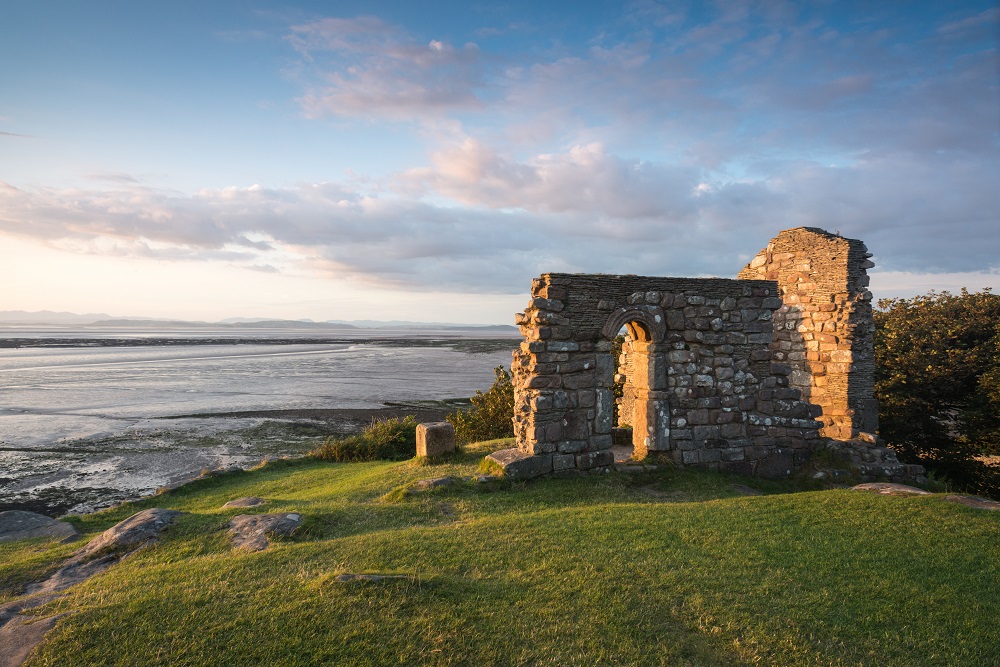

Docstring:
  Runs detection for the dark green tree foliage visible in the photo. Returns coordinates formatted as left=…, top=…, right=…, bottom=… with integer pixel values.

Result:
left=447, top=365, right=515, bottom=444
left=875, top=289, right=1000, bottom=497
left=311, top=415, right=418, bottom=462
left=611, top=334, right=625, bottom=426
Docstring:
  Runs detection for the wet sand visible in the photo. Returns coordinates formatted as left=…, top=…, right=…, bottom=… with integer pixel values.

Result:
left=0, top=404, right=463, bottom=517
left=1, top=339, right=517, bottom=517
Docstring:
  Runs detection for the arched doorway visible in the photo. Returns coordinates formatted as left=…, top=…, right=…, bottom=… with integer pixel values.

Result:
left=600, top=309, right=671, bottom=460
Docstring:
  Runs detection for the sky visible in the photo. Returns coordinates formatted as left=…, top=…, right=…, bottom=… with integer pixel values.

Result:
left=1, top=1, right=998, bottom=324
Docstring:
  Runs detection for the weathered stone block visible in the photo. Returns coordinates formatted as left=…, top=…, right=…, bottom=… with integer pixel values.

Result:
left=416, top=422, right=456, bottom=458
left=576, top=450, right=614, bottom=469
left=755, top=448, right=794, bottom=478
left=487, top=449, right=553, bottom=480
left=552, top=453, right=576, bottom=471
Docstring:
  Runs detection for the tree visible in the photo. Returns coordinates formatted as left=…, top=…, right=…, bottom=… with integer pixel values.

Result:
left=447, top=366, right=515, bottom=444
left=875, top=289, right=1000, bottom=497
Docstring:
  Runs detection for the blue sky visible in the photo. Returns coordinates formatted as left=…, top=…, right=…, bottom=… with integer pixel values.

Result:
left=2, top=1, right=998, bottom=323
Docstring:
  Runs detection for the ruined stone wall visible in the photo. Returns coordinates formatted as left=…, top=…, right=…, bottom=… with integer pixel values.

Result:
left=512, top=274, right=823, bottom=477
left=737, top=227, right=877, bottom=440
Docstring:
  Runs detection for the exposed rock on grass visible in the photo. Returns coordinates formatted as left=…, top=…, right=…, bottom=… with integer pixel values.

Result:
left=412, top=476, right=455, bottom=490
left=0, top=508, right=181, bottom=667
left=851, top=482, right=931, bottom=496
left=222, top=497, right=266, bottom=509
left=30, top=508, right=182, bottom=596
left=946, top=495, right=1000, bottom=510
left=0, top=511, right=80, bottom=544
left=228, top=513, right=301, bottom=551
left=334, top=573, right=410, bottom=583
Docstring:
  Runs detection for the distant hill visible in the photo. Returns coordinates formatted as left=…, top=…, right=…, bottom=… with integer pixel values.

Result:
left=0, top=310, right=515, bottom=331
left=90, top=318, right=359, bottom=330
left=0, top=310, right=115, bottom=324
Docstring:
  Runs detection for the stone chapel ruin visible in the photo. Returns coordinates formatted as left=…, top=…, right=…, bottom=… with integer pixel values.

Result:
left=490, top=227, right=923, bottom=482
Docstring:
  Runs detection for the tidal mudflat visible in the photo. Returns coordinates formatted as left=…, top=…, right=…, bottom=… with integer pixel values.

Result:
left=0, top=338, right=516, bottom=515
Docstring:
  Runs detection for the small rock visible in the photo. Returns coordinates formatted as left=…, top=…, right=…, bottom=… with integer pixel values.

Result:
left=334, top=573, right=409, bottom=583
left=475, top=475, right=501, bottom=483
left=946, top=495, right=1000, bottom=511
left=76, top=508, right=183, bottom=559
left=851, top=482, right=931, bottom=496
left=222, top=497, right=266, bottom=509
left=413, top=477, right=454, bottom=491
left=0, top=511, right=80, bottom=544
left=228, top=513, right=302, bottom=552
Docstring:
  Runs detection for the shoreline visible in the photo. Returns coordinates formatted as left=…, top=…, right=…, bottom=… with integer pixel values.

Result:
left=0, top=336, right=520, bottom=351
left=1, top=405, right=463, bottom=518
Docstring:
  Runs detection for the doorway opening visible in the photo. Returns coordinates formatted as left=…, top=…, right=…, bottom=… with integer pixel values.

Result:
left=604, top=318, right=666, bottom=461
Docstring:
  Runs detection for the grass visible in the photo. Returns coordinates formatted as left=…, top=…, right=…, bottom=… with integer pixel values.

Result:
left=3, top=439, right=999, bottom=666
left=309, top=415, right=419, bottom=462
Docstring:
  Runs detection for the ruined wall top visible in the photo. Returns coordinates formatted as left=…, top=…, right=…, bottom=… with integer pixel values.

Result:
left=524, top=274, right=779, bottom=344
left=737, top=226, right=877, bottom=439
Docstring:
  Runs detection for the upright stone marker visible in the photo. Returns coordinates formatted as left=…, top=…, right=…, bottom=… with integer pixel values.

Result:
left=416, top=422, right=456, bottom=458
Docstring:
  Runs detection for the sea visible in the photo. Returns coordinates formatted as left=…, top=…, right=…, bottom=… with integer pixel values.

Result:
left=0, top=327, right=518, bottom=516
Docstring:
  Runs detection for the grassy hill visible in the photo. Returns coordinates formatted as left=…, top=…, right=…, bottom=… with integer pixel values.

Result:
left=4, top=441, right=999, bottom=666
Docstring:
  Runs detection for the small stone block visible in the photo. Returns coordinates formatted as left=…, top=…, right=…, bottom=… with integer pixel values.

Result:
left=487, top=448, right=553, bottom=480
left=222, top=497, right=267, bottom=509
left=416, top=422, right=456, bottom=458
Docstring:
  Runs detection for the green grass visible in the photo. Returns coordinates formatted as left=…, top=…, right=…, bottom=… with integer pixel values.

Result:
left=4, top=440, right=999, bottom=666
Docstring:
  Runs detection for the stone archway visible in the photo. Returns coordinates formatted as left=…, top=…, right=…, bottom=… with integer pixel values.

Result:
left=505, top=267, right=849, bottom=479
left=599, top=308, right=669, bottom=460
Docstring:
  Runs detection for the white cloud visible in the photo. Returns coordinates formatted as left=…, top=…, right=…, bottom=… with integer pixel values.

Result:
left=3, top=4, right=997, bottom=310
left=287, top=16, right=485, bottom=119
left=2, top=123, right=996, bottom=296
left=397, top=139, right=701, bottom=222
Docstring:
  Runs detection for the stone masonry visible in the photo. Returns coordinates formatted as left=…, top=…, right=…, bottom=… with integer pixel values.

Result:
left=508, top=275, right=824, bottom=478
left=737, top=227, right=878, bottom=440
left=493, top=226, right=920, bottom=482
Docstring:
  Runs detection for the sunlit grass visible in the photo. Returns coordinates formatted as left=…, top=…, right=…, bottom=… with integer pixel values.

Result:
left=4, top=448, right=998, bottom=666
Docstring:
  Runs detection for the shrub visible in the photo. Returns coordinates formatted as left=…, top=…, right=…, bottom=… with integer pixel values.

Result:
left=611, top=334, right=626, bottom=425
left=310, top=415, right=418, bottom=462
left=875, top=288, right=1000, bottom=498
left=447, top=366, right=514, bottom=444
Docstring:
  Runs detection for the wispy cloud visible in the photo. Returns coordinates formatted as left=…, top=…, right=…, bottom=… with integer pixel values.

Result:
left=288, top=16, right=486, bottom=119
left=284, top=4, right=997, bottom=169
left=2, top=126, right=997, bottom=292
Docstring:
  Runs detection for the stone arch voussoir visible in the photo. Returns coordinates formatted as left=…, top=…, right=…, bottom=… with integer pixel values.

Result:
left=601, top=307, right=666, bottom=343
